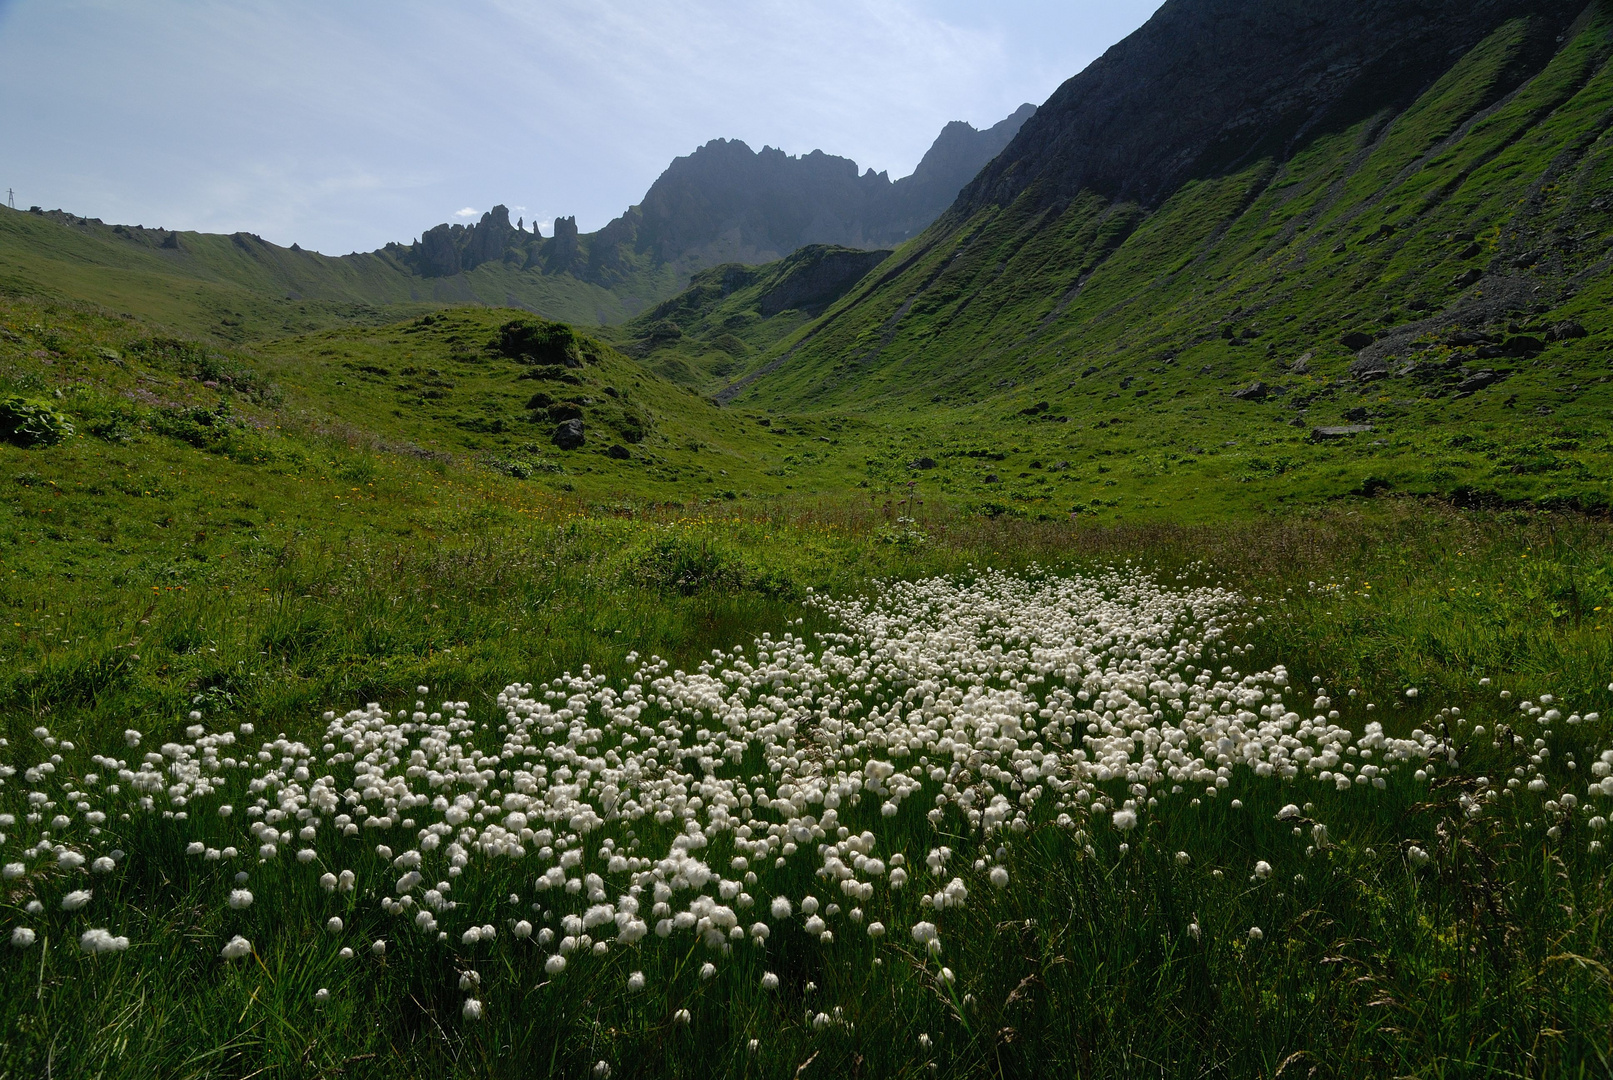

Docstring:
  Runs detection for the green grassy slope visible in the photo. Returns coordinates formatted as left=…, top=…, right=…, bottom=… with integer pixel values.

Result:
left=683, top=9, right=1613, bottom=517
left=596, top=245, right=892, bottom=390
left=0, top=207, right=675, bottom=340
left=0, top=297, right=903, bottom=508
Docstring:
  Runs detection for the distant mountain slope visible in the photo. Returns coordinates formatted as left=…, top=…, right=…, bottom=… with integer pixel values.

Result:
left=595, top=244, right=893, bottom=388
left=396, top=105, right=1036, bottom=288
left=0, top=105, right=1032, bottom=339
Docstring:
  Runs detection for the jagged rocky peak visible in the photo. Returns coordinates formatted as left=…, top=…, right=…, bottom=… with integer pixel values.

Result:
left=398, top=103, right=1037, bottom=285
left=412, top=204, right=527, bottom=278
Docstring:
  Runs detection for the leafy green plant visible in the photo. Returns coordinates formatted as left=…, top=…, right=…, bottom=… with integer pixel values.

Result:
left=0, top=395, right=73, bottom=446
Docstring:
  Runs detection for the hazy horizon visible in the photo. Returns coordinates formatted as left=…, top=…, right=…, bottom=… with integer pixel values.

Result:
left=0, top=0, right=1161, bottom=254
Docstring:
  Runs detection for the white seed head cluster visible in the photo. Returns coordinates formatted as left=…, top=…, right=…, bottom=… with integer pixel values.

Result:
left=1, top=570, right=1605, bottom=1005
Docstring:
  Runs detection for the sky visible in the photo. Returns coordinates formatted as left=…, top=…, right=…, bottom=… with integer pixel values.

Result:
left=0, top=0, right=1163, bottom=254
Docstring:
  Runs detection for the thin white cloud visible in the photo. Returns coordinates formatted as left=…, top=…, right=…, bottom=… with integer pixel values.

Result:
left=454, top=208, right=479, bottom=219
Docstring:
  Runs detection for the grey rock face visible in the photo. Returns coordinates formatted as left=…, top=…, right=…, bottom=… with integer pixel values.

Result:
left=1348, top=356, right=1390, bottom=381
left=1455, top=371, right=1501, bottom=394
left=1310, top=425, right=1373, bottom=442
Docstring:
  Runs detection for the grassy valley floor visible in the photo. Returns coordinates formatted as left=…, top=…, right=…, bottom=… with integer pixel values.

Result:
left=1, top=299, right=1612, bottom=1077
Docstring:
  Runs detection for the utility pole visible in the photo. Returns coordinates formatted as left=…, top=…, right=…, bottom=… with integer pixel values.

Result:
left=6, top=189, right=13, bottom=210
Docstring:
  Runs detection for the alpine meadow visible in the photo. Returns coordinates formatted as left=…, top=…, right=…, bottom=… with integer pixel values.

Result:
left=5, top=1, right=1613, bottom=1077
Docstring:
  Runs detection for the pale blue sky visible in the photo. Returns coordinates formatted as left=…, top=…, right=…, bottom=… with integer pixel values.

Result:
left=0, top=1, right=1163, bottom=253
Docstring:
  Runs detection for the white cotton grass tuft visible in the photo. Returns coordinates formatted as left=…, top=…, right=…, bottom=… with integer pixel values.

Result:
left=220, top=935, right=252, bottom=960
left=314, top=987, right=330, bottom=1004
left=673, top=1008, right=691, bottom=1025
left=61, top=889, right=92, bottom=911
left=79, top=928, right=130, bottom=954
left=11, top=927, right=36, bottom=948
left=371, top=939, right=387, bottom=956
left=14, top=562, right=1613, bottom=1031
left=627, top=970, right=646, bottom=992
left=761, top=972, right=779, bottom=990
left=462, top=998, right=483, bottom=1021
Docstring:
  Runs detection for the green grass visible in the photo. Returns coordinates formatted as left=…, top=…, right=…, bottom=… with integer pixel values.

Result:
left=3, top=8, right=1613, bottom=1076
left=4, top=344, right=1613, bottom=1075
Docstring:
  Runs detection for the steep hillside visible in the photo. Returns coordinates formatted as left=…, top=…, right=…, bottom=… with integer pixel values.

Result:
left=703, top=0, right=1613, bottom=514
left=599, top=245, right=892, bottom=387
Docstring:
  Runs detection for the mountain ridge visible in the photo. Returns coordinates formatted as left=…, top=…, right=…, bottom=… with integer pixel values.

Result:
left=394, top=103, right=1036, bottom=289
left=0, top=104, right=1035, bottom=337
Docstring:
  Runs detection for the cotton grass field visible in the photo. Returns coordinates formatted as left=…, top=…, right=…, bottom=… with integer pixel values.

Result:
left=4, top=501, right=1613, bottom=1078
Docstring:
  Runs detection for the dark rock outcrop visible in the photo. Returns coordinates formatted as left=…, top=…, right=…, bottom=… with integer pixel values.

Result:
left=952, top=0, right=1583, bottom=220
left=492, top=319, right=583, bottom=367
left=1348, top=356, right=1390, bottom=381
left=552, top=418, right=585, bottom=450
